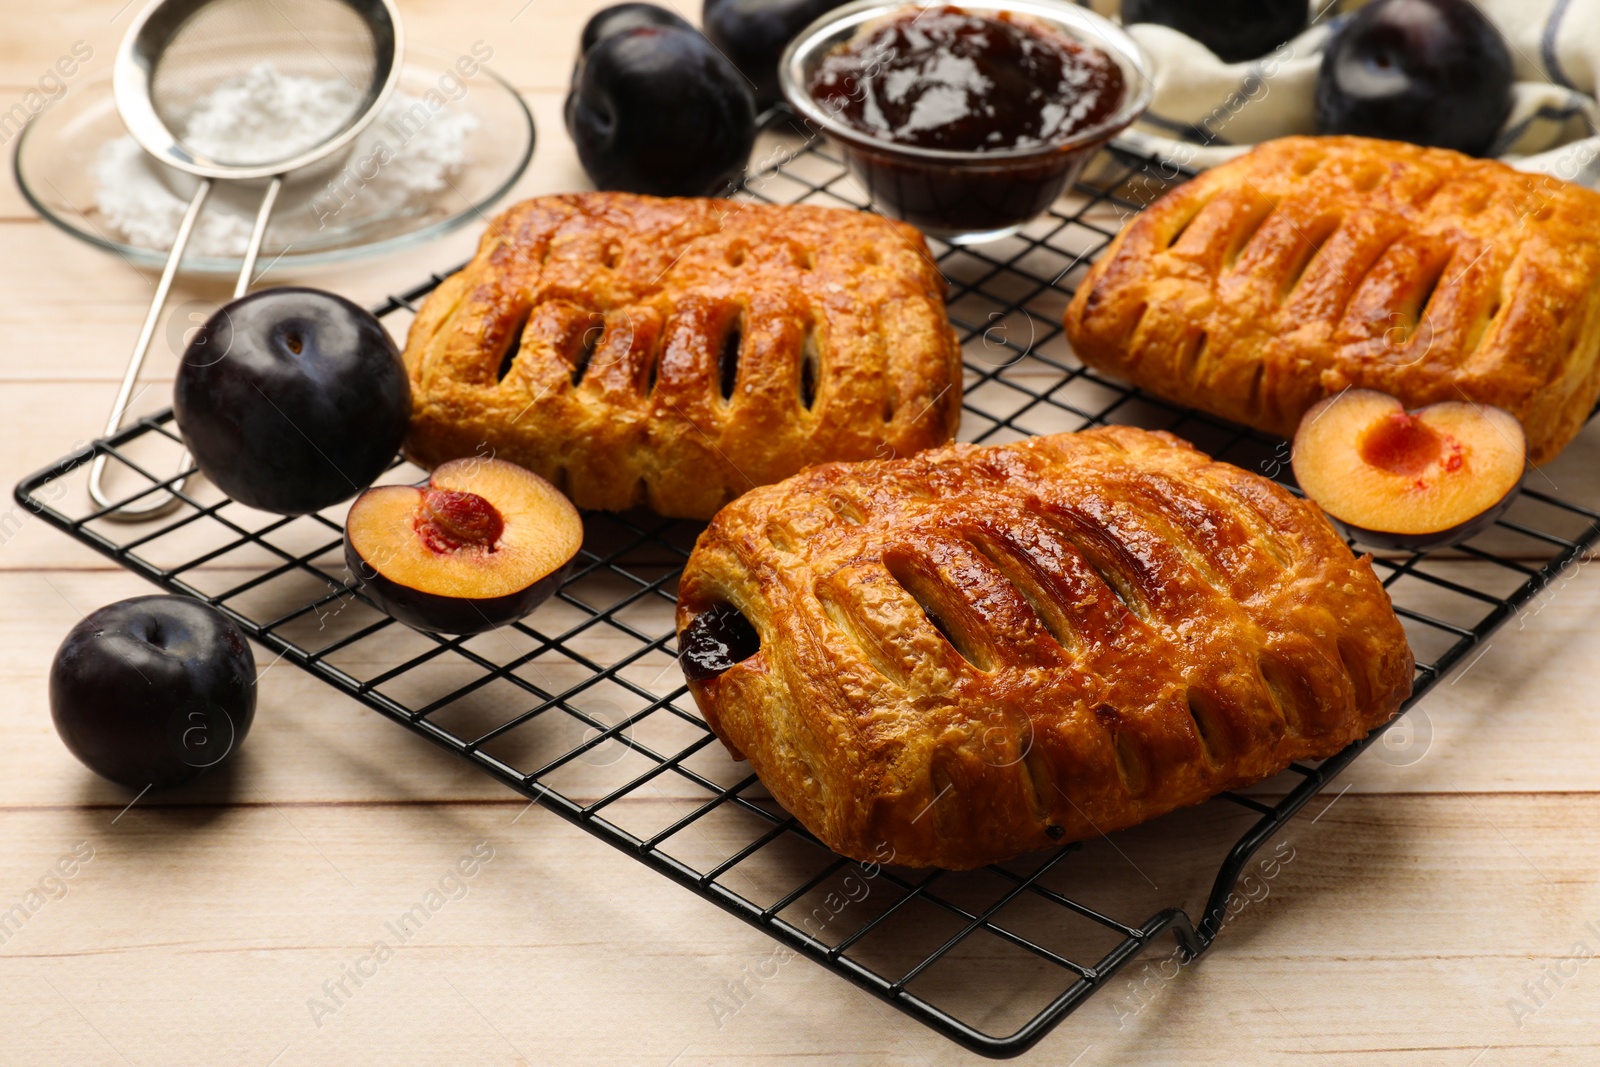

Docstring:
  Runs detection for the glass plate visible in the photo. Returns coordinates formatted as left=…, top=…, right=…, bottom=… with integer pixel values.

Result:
left=13, top=44, right=535, bottom=277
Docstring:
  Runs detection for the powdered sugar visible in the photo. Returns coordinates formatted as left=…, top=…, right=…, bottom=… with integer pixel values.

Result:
left=178, top=63, right=363, bottom=166
left=94, top=137, right=257, bottom=253
left=93, top=63, right=477, bottom=258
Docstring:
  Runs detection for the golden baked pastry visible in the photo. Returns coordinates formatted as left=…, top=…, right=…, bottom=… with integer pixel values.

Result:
left=1064, top=136, right=1600, bottom=465
left=402, top=193, right=962, bottom=519
left=676, top=427, right=1413, bottom=870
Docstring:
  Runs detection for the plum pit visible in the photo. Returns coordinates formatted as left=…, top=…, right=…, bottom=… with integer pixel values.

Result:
left=416, top=489, right=504, bottom=553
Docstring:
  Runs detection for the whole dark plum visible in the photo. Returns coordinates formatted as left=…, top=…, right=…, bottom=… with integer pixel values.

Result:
left=1315, top=0, right=1512, bottom=157
left=565, top=24, right=756, bottom=197
left=703, top=0, right=852, bottom=110
left=174, top=287, right=410, bottom=515
left=50, top=596, right=256, bottom=789
left=576, top=3, right=694, bottom=71
left=1122, top=0, right=1306, bottom=63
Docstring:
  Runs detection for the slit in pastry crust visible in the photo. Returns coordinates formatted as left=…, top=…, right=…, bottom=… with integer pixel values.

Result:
left=1126, top=496, right=1230, bottom=594
left=816, top=582, right=910, bottom=687
left=1186, top=686, right=1230, bottom=768
left=495, top=305, right=533, bottom=383
left=1337, top=636, right=1378, bottom=720
left=1279, top=214, right=1343, bottom=299
left=1121, top=301, right=1150, bottom=352
left=1397, top=248, right=1453, bottom=349
left=1103, top=710, right=1149, bottom=798
left=645, top=329, right=663, bottom=394
left=1245, top=362, right=1266, bottom=416
left=1352, top=164, right=1385, bottom=193
left=765, top=521, right=797, bottom=554
left=1179, top=329, right=1209, bottom=383
left=1257, top=651, right=1309, bottom=735
left=883, top=548, right=996, bottom=672
left=1019, top=740, right=1054, bottom=821
left=571, top=312, right=604, bottom=386
left=1041, top=510, right=1153, bottom=622
left=1161, top=191, right=1219, bottom=251
left=1224, top=200, right=1278, bottom=271
left=968, top=535, right=1080, bottom=653
left=799, top=323, right=821, bottom=410
left=718, top=310, right=743, bottom=401
left=829, top=493, right=866, bottom=526
left=1293, top=152, right=1325, bottom=177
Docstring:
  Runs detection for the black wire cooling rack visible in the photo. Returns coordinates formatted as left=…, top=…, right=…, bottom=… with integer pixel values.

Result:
left=18, top=135, right=1600, bottom=1058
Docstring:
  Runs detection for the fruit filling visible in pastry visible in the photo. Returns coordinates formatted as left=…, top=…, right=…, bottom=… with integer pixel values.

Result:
left=679, top=602, right=761, bottom=682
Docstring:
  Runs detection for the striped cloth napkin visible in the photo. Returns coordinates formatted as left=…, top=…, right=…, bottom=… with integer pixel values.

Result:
left=1085, top=0, right=1600, bottom=186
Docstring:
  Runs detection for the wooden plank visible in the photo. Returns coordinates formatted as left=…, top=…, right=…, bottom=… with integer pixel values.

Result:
left=0, top=793, right=1595, bottom=1064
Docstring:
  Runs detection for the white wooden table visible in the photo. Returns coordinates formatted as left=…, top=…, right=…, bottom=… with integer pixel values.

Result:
left=2, top=2, right=1598, bottom=1064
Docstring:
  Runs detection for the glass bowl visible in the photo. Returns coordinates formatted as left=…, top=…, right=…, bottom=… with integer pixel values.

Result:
left=13, top=44, right=534, bottom=277
left=780, top=0, right=1152, bottom=244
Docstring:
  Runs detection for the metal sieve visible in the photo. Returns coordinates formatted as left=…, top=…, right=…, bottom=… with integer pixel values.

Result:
left=92, top=0, right=402, bottom=519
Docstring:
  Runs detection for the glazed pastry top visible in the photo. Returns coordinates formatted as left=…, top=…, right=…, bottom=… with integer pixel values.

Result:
left=1065, top=135, right=1600, bottom=465
left=677, top=426, right=1413, bottom=869
left=401, top=193, right=962, bottom=519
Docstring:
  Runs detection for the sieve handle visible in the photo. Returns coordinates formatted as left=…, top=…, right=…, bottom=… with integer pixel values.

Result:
left=236, top=176, right=282, bottom=300
left=89, top=173, right=286, bottom=522
left=89, top=178, right=213, bottom=521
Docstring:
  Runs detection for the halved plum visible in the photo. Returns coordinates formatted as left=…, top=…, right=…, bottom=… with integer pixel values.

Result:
left=345, top=457, right=584, bottom=634
left=1291, top=389, right=1526, bottom=551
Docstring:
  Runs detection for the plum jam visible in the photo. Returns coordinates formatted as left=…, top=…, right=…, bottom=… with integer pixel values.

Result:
left=809, top=7, right=1125, bottom=153
left=797, top=5, right=1135, bottom=240
left=680, top=603, right=760, bottom=682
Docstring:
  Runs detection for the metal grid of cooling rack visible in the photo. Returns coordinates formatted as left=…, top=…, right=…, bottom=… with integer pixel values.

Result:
left=17, top=135, right=1600, bottom=1058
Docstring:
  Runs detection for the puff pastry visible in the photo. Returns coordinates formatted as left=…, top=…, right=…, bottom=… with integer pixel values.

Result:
left=676, top=427, right=1413, bottom=870
left=401, top=193, right=962, bottom=519
left=1065, top=136, right=1600, bottom=465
